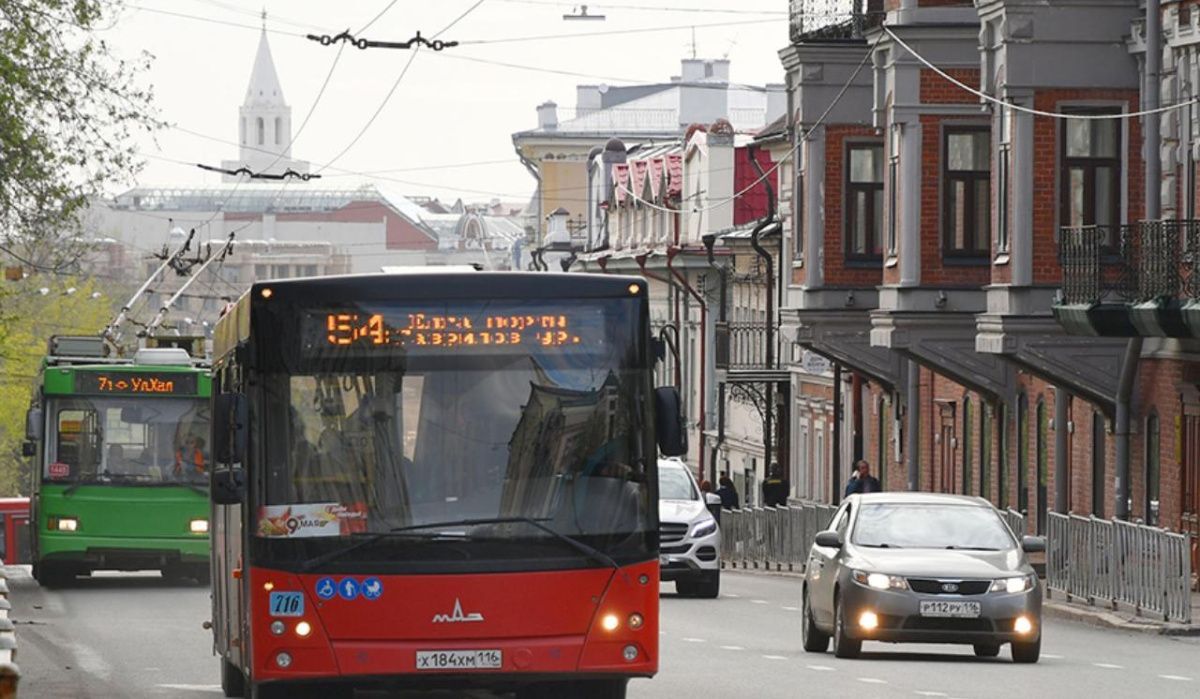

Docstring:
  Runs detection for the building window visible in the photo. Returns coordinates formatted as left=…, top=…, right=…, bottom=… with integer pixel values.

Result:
left=943, top=126, right=991, bottom=259
left=1145, top=412, right=1160, bottom=526
left=1061, top=110, right=1121, bottom=241
left=274, top=117, right=282, bottom=146
left=1017, top=393, right=1029, bottom=514
left=254, top=264, right=267, bottom=280
left=887, top=126, right=900, bottom=257
left=1037, top=398, right=1048, bottom=534
left=303, top=265, right=318, bottom=277
left=877, top=396, right=890, bottom=490
left=963, top=397, right=973, bottom=496
left=846, top=142, right=884, bottom=262
left=996, top=106, right=1010, bottom=254
left=256, top=117, right=265, bottom=146
left=271, top=264, right=289, bottom=279
left=1092, top=411, right=1106, bottom=517
left=794, top=151, right=804, bottom=262
left=981, top=402, right=992, bottom=501
left=241, top=117, right=247, bottom=145
left=998, top=403, right=1009, bottom=509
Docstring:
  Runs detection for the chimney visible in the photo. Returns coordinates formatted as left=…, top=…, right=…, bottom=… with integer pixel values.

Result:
left=537, top=101, right=558, bottom=131
left=766, top=83, right=787, bottom=121
left=709, top=59, right=730, bottom=83
left=680, top=58, right=731, bottom=83
left=680, top=58, right=706, bottom=82
left=576, top=85, right=602, bottom=115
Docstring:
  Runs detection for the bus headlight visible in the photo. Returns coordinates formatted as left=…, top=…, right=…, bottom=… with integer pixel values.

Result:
left=49, top=517, right=79, bottom=532
left=600, top=613, right=620, bottom=632
left=295, top=621, right=312, bottom=637
left=189, top=519, right=209, bottom=534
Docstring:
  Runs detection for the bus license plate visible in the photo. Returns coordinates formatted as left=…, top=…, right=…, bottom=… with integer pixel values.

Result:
left=416, top=650, right=502, bottom=671
left=919, top=600, right=981, bottom=618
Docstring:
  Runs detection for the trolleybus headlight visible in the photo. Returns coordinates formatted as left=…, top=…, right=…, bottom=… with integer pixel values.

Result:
left=275, top=652, right=292, bottom=669
left=628, top=613, right=644, bottom=630
left=622, top=645, right=639, bottom=662
left=50, top=517, right=79, bottom=532
left=270, top=621, right=285, bottom=636
left=189, top=518, right=209, bottom=534
left=600, top=613, right=620, bottom=632
left=295, top=621, right=312, bottom=637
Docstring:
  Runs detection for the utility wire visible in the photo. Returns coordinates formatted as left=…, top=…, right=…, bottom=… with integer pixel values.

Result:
left=458, top=16, right=778, bottom=44
left=883, top=26, right=1199, bottom=120
left=495, top=0, right=785, bottom=15
left=127, top=4, right=306, bottom=37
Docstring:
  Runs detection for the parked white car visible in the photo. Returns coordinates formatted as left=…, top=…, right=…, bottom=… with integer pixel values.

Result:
left=657, top=458, right=721, bottom=598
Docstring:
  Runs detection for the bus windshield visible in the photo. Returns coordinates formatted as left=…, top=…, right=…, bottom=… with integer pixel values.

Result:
left=253, top=297, right=654, bottom=572
left=45, top=396, right=211, bottom=485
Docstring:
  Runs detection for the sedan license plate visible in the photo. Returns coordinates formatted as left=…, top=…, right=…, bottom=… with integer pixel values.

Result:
left=416, top=650, right=502, bottom=671
left=919, top=600, right=981, bottom=618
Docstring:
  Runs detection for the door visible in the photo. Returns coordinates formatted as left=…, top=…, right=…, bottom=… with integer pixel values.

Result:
left=1182, top=411, right=1200, bottom=583
left=938, top=404, right=956, bottom=493
left=808, top=503, right=850, bottom=627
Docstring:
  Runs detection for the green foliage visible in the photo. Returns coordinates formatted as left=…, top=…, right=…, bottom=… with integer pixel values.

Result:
left=0, top=278, right=116, bottom=495
left=0, top=0, right=161, bottom=271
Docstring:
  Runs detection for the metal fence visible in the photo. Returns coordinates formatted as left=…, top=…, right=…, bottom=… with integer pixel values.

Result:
left=720, top=502, right=838, bottom=572
left=1046, top=512, right=1193, bottom=624
left=1002, top=508, right=1027, bottom=537
left=0, top=566, right=19, bottom=698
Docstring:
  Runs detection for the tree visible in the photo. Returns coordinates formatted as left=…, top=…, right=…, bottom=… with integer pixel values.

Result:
left=0, top=0, right=160, bottom=272
left=0, top=279, right=117, bottom=495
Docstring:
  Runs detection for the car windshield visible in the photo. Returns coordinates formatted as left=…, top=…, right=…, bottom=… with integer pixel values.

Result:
left=658, top=465, right=697, bottom=501
left=44, top=396, right=210, bottom=485
left=851, top=504, right=1016, bottom=550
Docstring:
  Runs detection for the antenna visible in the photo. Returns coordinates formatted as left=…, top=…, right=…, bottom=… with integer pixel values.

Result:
left=689, top=26, right=697, bottom=59
left=564, top=4, right=605, bottom=21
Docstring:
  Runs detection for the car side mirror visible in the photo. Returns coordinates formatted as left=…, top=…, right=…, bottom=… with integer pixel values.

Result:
left=213, top=393, right=248, bottom=465
left=21, top=441, right=36, bottom=458
left=704, top=492, right=722, bottom=506
left=654, top=386, right=687, bottom=457
left=25, top=407, right=43, bottom=441
left=211, top=469, right=245, bottom=505
left=814, top=530, right=843, bottom=549
left=1021, top=535, right=1046, bottom=553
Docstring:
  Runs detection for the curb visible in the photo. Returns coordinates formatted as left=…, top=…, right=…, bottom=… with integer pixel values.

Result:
left=0, top=565, right=18, bottom=699
left=1042, top=597, right=1200, bottom=637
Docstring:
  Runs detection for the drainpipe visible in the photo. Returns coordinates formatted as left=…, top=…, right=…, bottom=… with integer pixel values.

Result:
left=1054, top=386, right=1070, bottom=514
left=667, top=247, right=707, bottom=480
left=748, top=145, right=779, bottom=475
left=1114, top=339, right=1143, bottom=521
left=906, top=360, right=920, bottom=492
left=1146, top=0, right=1162, bottom=222
left=833, top=363, right=843, bottom=505
left=514, top=143, right=542, bottom=251
left=704, top=233, right=729, bottom=485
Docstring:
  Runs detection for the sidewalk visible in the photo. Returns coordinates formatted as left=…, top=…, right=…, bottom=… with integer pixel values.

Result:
left=1042, top=589, right=1200, bottom=637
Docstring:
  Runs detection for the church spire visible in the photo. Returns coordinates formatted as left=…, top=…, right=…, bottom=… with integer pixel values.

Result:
left=244, top=21, right=285, bottom=108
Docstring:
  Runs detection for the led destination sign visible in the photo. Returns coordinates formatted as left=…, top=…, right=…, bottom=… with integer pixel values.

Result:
left=301, top=304, right=607, bottom=356
left=74, top=371, right=199, bottom=396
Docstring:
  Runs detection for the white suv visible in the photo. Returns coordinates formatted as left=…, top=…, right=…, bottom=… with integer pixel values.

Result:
left=657, top=458, right=721, bottom=598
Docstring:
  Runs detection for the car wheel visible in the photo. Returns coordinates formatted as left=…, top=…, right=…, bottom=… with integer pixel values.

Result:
left=831, top=590, right=861, bottom=659
left=973, top=643, right=1001, bottom=658
left=675, top=579, right=695, bottom=597
left=219, top=658, right=244, bottom=697
left=801, top=587, right=830, bottom=653
left=1011, top=637, right=1041, bottom=664
left=693, top=571, right=720, bottom=599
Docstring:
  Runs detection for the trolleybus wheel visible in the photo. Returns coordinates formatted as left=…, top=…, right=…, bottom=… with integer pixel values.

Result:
left=33, top=562, right=72, bottom=588
left=219, top=659, right=244, bottom=698
left=520, top=680, right=627, bottom=699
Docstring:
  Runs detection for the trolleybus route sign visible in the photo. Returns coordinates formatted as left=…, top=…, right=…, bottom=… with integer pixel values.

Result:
left=74, top=371, right=198, bottom=396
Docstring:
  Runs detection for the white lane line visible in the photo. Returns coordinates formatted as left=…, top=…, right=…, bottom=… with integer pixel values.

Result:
left=763, top=655, right=788, bottom=661
left=1042, top=654, right=1064, bottom=659
left=1093, top=663, right=1124, bottom=669
left=681, top=637, right=707, bottom=643
left=719, top=645, right=745, bottom=651
left=913, top=692, right=948, bottom=697
left=157, top=685, right=222, bottom=693
left=782, top=606, right=799, bottom=611
left=858, top=678, right=887, bottom=685
left=1159, top=675, right=1193, bottom=682
left=807, top=665, right=835, bottom=671
left=750, top=599, right=769, bottom=605
left=724, top=593, right=741, bottom=598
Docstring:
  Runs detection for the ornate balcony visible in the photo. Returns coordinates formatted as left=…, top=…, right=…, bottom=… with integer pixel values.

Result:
left=715, top=321, right=788, bottom=382
left=789, top=0, right=884, bottom=44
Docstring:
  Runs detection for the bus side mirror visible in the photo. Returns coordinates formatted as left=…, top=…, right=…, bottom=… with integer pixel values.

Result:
left=654, top=386, right=687, bottom=457
left=25, top=407, right=43, bottom=441
left=211, top=470, right=245, bottom=505
left=213, top=393, right=248, bottom=465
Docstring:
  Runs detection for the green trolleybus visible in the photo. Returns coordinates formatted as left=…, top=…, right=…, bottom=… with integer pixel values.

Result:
left=24, top=335, right=212, bottom=586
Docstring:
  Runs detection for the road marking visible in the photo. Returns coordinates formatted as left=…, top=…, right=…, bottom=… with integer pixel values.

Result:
left=1093, top=663, right=1124, bottom=669
left=750, top=599, right=769, bottom=605
left=763, top=655, right=788, bottom=660
left=807, top=665, right=834, bottom=671
left=156, top=685, right=221, bottom=693
left=720, top=645, right=745, bottom=651
left=681, top=637, right=707, bottom=643
left=1042, top=654, right=1064, bottom=659
left=1159, top=675, right=1193, bottom=682
left=782, top=606, right=799, bottom=611
left=913, top=692, right=947, bottom=697
left=858, top=678, right=887, bottom=684
left=724, top=593, right=741, bottom=598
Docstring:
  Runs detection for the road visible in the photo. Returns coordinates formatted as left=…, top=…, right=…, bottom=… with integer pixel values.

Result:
left=7, top=567, right=1199, bottom=698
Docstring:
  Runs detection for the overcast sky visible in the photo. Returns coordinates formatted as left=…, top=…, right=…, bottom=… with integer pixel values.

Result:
left=103, top=0, right=790, bottom=205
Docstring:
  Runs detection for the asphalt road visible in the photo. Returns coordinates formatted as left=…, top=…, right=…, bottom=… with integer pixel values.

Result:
left=7, top=566, right=1199, bottom=698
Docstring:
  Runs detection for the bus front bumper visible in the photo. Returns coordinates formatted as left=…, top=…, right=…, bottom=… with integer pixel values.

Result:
left=39, top=533, right=209, bottom=569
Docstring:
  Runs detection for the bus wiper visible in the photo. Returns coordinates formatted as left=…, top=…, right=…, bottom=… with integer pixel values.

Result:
left=391, top=517, right=621, bottom=571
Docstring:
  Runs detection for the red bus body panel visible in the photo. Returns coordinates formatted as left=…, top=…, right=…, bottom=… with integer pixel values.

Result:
left=247, top=560, right=659, bottom=683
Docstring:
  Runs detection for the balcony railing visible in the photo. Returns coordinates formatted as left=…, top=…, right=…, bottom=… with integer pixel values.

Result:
left=715, top=321, right=772, bottom=371
left=1058, top=220, right=1200, bottom=305
left=788, top=0, right=884, bottom=44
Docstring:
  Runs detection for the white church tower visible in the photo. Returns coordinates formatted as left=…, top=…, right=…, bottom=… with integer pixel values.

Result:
left=220, top=17, right=309, bottom=181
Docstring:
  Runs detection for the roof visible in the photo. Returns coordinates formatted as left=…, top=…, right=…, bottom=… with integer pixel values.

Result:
left=244, top=29, right=285, bottom=108
left=111, top=184, right=429, bottom=222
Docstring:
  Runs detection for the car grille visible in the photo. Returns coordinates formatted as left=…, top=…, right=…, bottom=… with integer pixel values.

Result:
left=907, top=578, right=990, bottom=595
left=902, top=617, right=994, bottom=632
left=696, top=546, right=717, bottom=562
left=661, top=543, right=690, bottom=555
left=660, top=523, right=689, bottom=544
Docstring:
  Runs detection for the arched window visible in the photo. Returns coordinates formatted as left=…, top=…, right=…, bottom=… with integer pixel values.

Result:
left=1092, top=411, right=1106, bottom=517
left=1036, top=398, right=1048, bottom=533
left=274, top=117, right=282, bottom=145
left=877, top=395, right=889, bottom=489
left=963, top=397, right=973, bottom=496
left=1145, top=412, right=1160, bottom=526
left=1017, top=393, right=1029, bottom=514
left=981, top=402, right=992, bottom=501
left=998, top=403, right=1009, bottom=509
left=256, top=117, right=265, bottom=145
left=241, top=117, right=247, bottom=145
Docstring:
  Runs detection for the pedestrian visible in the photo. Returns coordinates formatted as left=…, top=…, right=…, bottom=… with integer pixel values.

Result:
left=716, top=475, right=739, bottom=509
left=699, top=479, right=713, bottom=494
left=844, top=459, right=882, bottom=496
left=761, top=463, right=789, bottom=507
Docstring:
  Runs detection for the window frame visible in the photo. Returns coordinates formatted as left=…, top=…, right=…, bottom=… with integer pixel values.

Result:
left=844, top=141, right=885, bottom=264
left=1059, top=108, right=1123, bottom=244
left=942, top=125, right=992, bottom=261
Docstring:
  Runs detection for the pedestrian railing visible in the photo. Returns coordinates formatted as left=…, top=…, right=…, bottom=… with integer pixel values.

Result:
left=719, top=502, right=838, bottom=572
left=1046, top=512, right=1193, bottom=624
left=0, top=564, right=19, bottom=699
left=1002, top=508, right=1027, bottom=537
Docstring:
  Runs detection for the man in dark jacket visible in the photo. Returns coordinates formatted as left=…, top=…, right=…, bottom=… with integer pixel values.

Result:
left=844, top=460, right=883, bottom=496
left=761, top=463, right=789, bottom=507
left=716, top=475, right=739, bottom=509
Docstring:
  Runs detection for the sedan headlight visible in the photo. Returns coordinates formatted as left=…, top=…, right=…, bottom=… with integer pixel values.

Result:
left=991, top=575, right=1035, bottom=594
left=852, top=569, right=908, bottom=590
left=691, top=518, right=718, bottom=539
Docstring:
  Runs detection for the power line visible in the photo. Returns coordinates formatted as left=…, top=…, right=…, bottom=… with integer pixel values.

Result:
left=883, top=26, right=1199, bottom=121
left=357, top=0, right=404, bottom=34
left=496, top=0, right=785, bottom=15
left=127, top=4, right=306, bottom=37
left=458, top=16, right=779, bottom=44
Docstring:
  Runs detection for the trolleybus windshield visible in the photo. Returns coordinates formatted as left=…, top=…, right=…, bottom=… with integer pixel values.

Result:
left=252, top=297, right=654, bottom=573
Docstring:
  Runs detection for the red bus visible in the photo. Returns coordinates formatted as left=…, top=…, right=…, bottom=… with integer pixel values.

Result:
left=0, top=498, right=31, bottom=565
left=208, top=272, right=684, bottom=699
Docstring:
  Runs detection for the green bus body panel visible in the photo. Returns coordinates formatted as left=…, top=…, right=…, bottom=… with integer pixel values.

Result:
left=41, top=365, right=212, bottom=397
left=37, top=484, right=210, bottom=562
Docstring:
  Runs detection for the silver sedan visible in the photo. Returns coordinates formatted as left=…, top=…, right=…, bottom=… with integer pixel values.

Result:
left=801, top=493, right=1044, bottom=663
